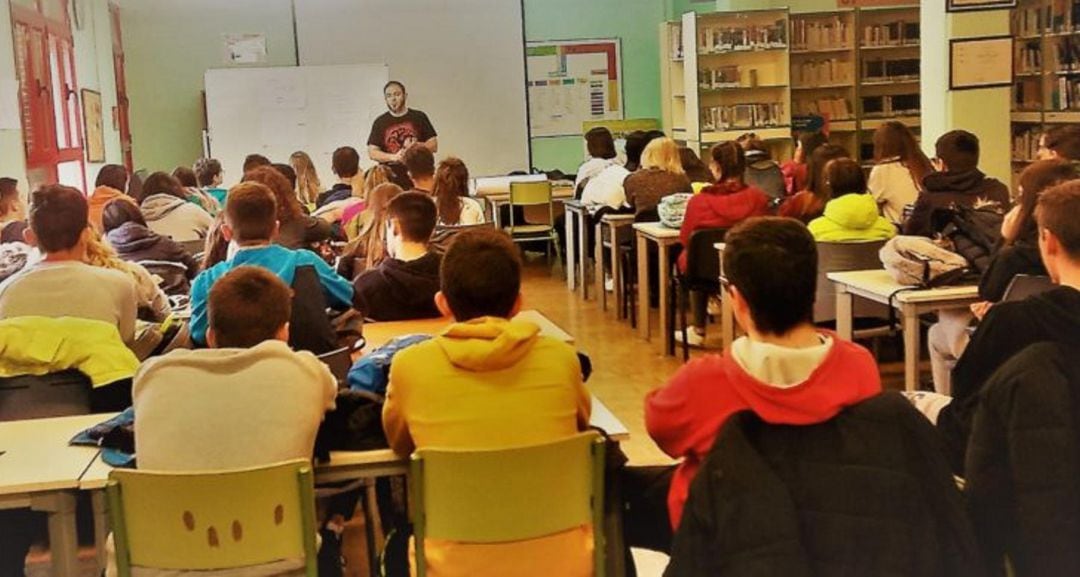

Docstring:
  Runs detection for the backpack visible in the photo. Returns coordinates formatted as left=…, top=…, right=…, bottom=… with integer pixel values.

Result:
left=346, top=334, right=432, bottom=396
left=880, top=236, right=972, bottom=288
left=934, top=203, right=1005, bottom=275
left=658, top=193, right=693, bottom=229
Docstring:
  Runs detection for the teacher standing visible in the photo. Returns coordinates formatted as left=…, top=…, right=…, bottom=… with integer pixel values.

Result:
left=367, top=80, right=438, bottom=164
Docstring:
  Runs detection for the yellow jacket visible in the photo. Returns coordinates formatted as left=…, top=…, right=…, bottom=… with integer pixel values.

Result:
left=808, top=193, right=898, bottom=242
left=383, top=316, right=593, bottom=577
left=0, top=316, right=139, bottom=387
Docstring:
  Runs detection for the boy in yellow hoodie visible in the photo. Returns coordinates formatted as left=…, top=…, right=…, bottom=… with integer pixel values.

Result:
left=382, top=228, right=593, bottom=577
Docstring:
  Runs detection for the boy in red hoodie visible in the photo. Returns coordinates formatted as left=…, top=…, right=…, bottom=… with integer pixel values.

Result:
left=626, top=217, right=882, bottom=555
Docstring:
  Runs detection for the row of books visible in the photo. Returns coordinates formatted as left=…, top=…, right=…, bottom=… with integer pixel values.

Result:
left=1018, top=41, right=1043, bottom=74
left=793, top=97, right=853, bottom=120
left=791, top=17, right=852, bottom=51
left=862, top=57, right=920, bottom=82
left=1014, top=77, right=1044, bottom=110
left=701, top=102, right=787, bottom=131
left=792, top=58, right=854, bottom=87
left=1047, top=36, right=1080, bottom=72
left=1013, top=1, right=1080, bottom=36
left=697, top=21, right=788, bottom=54
left=1050, top=75, right=1080, bottom=109
left=861, top=94, right=920, bottom=117
left=698, top=66, right=742, bottom=89
left=1012, top=126, right=1042, bottom=161
left=861, top=20, right=919, bottom=47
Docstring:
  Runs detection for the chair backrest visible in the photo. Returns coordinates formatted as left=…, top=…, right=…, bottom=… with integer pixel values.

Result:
left=107, top=459, right=317, bottom=576
left=684, top=227, right=729, bottom=287
left=317, top=347, right=352, bottom=388
left=0, top=370, right=92, bottom=422
left=429, top=222, right=496, bottom=255
left=814, top=240, right=889, bottom=323
left=410, top=432, right=606, bottom=576
left=1003, top=274, right=1056, bottom=302
left=509, top=180, right=553, bottom=207
left=289, top=265, right=338, bottom=355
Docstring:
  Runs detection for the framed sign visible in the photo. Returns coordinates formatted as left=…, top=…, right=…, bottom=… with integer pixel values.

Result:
left=946, top=0, right=1017, bottom=12
left=949, top=36, right=1013, bottom=90
left=81, top=89, right=105, bottom=163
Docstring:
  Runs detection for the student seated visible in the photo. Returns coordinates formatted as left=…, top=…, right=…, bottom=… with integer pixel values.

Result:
left=624, top=137, right=693, bottom=219
left=778, top=144, right=849, bottom=223
left=1039, top=123, right=1080, bottom=162
left=188, top=182, right=354, bottom=350
left=291, top=150, right=323, bottom=206
left=677, top=141, right=769, bottom=346
left=433, top=157, right=485, bottom=226
left=383, top=228, right=592, bottom=576
left=580, top=157, right=631, bottom=214
left=935, top=181, right=1080, bottom=472
left=352, top=192, right=441, bottom=321
left=243, top=166, right=333, bottom=251
left=904, top=130, right=1010, bottom=237
left=740, top=136, right=786, bottom=201
left=112, top=265, right=336, bottom=577
left=137, top=171, right=214, bottom=242
left=808, top=158, right=897, bottom=242
left=88, top=164, right=135, bottom=233
left=630, top=217, right=881, bottom=554
left=0, top=177, right=27, bottom=244
left=174, top=165, right=220, bottom=215
left=194, top=157, right=229, bottom=206
left=337, top=182, right=404, bottom=280
left=243, top=153, right=272, bottom=173
left=868, top=121, right=935, bottom=225
left=0, top=185, right=137, bottom=345
left=102, top=198, right=200, bottom=282
left=402, top=144, right=436, bottom=194
left=317, top=147, right=361, bottom=208
left=575, top=126, right=618, bottom=192
left=678, top=147, right=714, bottom=185
left=781, top=130, right=827, bottom=196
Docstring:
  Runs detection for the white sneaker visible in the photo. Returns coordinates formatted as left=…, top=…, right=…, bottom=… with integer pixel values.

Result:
left=673, top=329, right=705, bottom=348
left=604, top=274, right=614, bottom=292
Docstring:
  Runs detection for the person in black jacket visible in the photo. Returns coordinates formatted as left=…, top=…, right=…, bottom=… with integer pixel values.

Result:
left=937, top=181, right=1080, bottom=472
left=965, top=342, right=1080, bottom=577
left=352, top=192, right=441, bottom=321
left=667, top=392, right=985, bottom=577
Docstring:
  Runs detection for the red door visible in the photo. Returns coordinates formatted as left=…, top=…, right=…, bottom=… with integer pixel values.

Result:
left=109, top=3, right=132, bottom=171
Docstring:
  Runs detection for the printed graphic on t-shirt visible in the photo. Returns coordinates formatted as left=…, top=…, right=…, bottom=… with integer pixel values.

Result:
left=383, top=121, right=419, bottom=154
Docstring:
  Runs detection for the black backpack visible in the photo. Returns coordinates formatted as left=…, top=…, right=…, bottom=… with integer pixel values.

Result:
left=934, top=203, right=1005, bottom=275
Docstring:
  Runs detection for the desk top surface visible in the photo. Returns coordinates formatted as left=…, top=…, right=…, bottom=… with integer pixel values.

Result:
left=479, top=186, right=574, bottom=201
left=632, top=222, right=680, bottom=239
left=361, top=309, right=574, bottom=352
left=827, top=269, right=980, bottom=303
left=0, top=413, right=107, bottom=496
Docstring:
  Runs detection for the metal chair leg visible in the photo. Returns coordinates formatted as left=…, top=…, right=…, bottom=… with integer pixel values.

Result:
left=680, top=285, right=690, bottom=362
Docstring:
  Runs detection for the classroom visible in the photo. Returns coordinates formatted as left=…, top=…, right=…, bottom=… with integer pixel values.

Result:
left=1, top=0, right=1079, bottom=575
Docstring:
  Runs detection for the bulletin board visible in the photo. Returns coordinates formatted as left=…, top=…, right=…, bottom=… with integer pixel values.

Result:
left=526, top=39, right=624, bottom=138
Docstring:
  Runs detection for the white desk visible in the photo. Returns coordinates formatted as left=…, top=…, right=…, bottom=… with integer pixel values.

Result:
left=633, top=222, right=681, bottom=355
left=595, top=214, right=636, bottom=316
left=563, top=199, right=590, bottom=297
left=0, top=413, right=110, bottom=577
left=828, top=270, right=980, bottom=391
left=478, top=186, right=575, bottom=229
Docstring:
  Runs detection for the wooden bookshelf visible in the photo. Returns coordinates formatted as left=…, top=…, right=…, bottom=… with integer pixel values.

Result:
left=790, top=10, right=857, bottom=159
left=660, top=20, right=688, bottom=140
left=856, top=5, right=921, bottom=165
left=681, top=8, right=792, bottom=159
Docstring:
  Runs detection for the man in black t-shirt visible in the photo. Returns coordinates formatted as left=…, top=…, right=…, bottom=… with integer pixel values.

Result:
left=367, top=81, right=438, bottom=165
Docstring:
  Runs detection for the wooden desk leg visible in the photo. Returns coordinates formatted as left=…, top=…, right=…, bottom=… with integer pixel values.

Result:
left=610, top=224, right=623, bottom=318
left=835, top=285, right=854, bottom=341
left=565, top=209, right=577, bottom=292
left=636, top=234, right=649, bottom=340
left=493, top=200, right=503, bottom=229
left=595, top=222, right=607, bottom=312
left=579, top=212, right=590, bottom=300
left=92, top=490, right=108, bottom=575
left=658, top=243, right=673, bottom=356
left=902, top=304, right=920, bottom=393
left=31, top=491, right=79, bottom=577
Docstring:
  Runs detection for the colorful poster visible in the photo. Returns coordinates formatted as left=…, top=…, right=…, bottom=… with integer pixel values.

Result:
left=526, top=39, right=623, bottom=138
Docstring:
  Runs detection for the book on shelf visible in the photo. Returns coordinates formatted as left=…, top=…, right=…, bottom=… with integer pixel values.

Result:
left=699, top=66, right=741, bottom=89
left=862, top=57, right=919, bottom=82
left=1017, top=40, right=1043, bottom=74
left=1014, top=77, right=1042, bottom=109
left=861, top=94, right=920, bottom=117
left=1050, top=36, right=1080, bottom=73
left=701, top=102, right=786, bottom=131
left=793, top=97, right=852, bottom=120
left=697, top=19, right=788, bottom=54
left=793, top=58, right=853, bottom=86
left=1049, top=0, right=1073, bottom=33
left=791, top=16, right=851, bottom=51
left=862, top=19, right=919, bottom=47
left=1013, top=127, right=1041, bottom=162
left=1051, top=74, right=1080, bottom=109
left=1014, top=4, right=1049, bottom=36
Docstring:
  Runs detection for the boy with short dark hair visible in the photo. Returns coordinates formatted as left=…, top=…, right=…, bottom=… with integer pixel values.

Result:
left=0, top=185, right=136, bottom=344
left=1041, top=124, right=1080, bottom=161
left=402, top=144, right=435, bottom=193
left=194, top=157, right=228, bottom=206
left=352, top=192, right=441, bottom=321
left=242, top=153, right=272, bottom=173
left=639, top=217, right=881, bottom=542
left=382, top=228, right=592, bottom=575
left=904, top=130, right=1010, bottom=237
left=188, top=182, right=353, bottom=351
left=316, top=146, right=361, bottom=208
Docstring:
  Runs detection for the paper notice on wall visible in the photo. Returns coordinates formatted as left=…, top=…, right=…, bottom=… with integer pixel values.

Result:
left=0, top=82, right=19, bottom=130
left=224, top=33, right=267, bottom=65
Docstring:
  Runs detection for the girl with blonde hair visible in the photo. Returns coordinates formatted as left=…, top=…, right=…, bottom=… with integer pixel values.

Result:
left=289, top=151, right=322, bottom=205
left=88, top=229, right=170, bottom=322
left=336, top=182, right=404, bottom=280
left=624, top=137, right=693, bottom=218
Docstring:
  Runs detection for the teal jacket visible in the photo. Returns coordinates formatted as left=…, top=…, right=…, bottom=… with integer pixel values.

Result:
left=808, top=194, right=897, bottom=242
left=189, top=244, right=354, bottom=345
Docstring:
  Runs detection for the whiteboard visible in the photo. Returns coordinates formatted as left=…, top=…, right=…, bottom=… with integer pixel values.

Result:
left=293, top=0, right=530, bottom=176
left=204, top=64, right=389, bottom=185
left=527, top=39, right=624, bottom=138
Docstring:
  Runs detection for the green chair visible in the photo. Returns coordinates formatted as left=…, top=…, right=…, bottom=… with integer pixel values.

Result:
left=506, top=180, right=564, bottom=265
left=106, top=459, right=318, bottom=577
left=409, top=432, right=606, bottom=577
